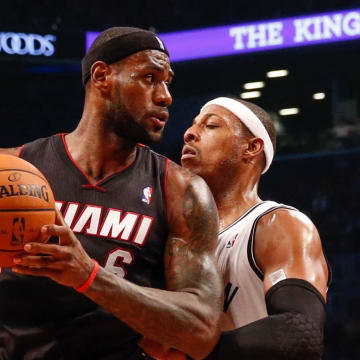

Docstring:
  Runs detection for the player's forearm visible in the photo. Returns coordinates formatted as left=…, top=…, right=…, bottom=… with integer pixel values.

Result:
left=84, top=266, right=222, bottom=359
left=205, top=311, right=324, bottom=360
left=206, top=278, right=326, bottom=360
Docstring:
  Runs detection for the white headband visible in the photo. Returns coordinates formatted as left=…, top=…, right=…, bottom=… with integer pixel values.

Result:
left=201, top=97, right=274, bottom=174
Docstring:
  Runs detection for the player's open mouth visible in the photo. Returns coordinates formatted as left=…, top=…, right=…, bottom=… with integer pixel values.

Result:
left=148, top=111, right=168, bottom=131
left=181, top=144, right=197, bottom=160
left=149, top=117, right=165, bottom=131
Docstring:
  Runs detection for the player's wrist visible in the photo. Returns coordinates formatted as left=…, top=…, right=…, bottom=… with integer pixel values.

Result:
left=75, top=259, right=99, bottom=293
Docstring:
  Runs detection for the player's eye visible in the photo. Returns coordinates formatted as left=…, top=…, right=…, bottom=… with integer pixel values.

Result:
left=145, top=74, right=155, bottom=83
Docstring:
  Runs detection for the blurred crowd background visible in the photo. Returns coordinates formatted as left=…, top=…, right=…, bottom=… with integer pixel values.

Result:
left=0, top=1, right=359, bottom=358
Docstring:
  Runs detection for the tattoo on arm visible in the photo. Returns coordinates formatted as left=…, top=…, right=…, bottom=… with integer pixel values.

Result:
left=166, top=181, right=219, bottom=291
left=183, top=185, right=213, bottom=243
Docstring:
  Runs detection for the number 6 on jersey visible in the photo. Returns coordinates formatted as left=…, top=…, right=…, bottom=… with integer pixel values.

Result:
left=104, top=247, right=134, bottom=278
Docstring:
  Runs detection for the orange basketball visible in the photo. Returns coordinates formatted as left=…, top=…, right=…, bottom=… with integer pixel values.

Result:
left=0, top=154, right=55, bottom=267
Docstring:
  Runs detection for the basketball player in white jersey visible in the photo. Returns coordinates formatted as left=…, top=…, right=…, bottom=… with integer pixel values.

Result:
left=140, top=97, right=330, bottom=359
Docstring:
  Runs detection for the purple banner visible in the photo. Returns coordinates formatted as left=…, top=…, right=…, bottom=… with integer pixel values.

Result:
left=86, top=8, right=360, bottom=62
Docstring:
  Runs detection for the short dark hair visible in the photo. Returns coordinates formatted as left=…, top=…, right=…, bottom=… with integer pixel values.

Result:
left=232, top=98, right=277, bottom=153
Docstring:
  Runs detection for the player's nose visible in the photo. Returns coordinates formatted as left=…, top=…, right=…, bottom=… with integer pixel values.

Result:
left=153, top=82, right=172, bottom=108
left=184, top=125, right=200, bottom=143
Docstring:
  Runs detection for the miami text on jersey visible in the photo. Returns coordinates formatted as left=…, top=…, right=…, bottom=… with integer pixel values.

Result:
left=55, top=201, right=154, bottom=246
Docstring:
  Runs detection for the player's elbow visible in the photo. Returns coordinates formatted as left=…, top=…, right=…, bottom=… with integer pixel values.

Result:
left=279, top=312, right=324, bottom=359
left=187, top=331, right=220, bottom=359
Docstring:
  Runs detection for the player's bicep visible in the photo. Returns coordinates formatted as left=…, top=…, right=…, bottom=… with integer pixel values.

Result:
left=255, top=209, right=329, bottom=299
left=164, top=164, right=220, bottom=292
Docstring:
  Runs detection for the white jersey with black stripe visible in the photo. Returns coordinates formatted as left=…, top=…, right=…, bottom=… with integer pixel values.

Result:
left=216, top=201, right=296, bottom=330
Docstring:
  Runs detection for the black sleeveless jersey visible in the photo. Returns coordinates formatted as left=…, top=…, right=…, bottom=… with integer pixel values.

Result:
left=0, top=134, right=169, bottom=359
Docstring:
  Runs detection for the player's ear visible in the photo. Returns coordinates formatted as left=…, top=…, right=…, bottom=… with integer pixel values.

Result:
left=243, top=137, right=264, bottom=158
left=90, top=61, right=111, bottom=93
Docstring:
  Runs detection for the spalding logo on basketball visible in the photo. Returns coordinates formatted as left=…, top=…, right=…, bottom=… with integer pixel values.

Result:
left=0, top=154, right=55, bottom=267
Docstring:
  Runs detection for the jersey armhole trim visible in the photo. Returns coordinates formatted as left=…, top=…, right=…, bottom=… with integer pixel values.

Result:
left=164, top=158, right=170, bottom=224
left=247, top=205, right=297, bottom=281
left=219, top=201, right=268, bottom=236
left=17, top=145, right=24, bottom=157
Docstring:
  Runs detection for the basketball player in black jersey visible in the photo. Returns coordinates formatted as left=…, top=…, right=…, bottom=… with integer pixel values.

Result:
left=141, top=97, right=330, bottom=360
left=0, top=28, right=222, bottom=360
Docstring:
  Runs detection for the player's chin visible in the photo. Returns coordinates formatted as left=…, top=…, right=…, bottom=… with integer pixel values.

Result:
left=135, top=130, right=163, bottom=145
left=181, top=159, right=201, bottom=173
left=148, top=129, right=164, bottom=143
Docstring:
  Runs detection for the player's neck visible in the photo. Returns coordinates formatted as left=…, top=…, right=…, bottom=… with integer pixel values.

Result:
left=211, top=173, right=261, bottom=231
left=65, top=119, right=137, bottom=183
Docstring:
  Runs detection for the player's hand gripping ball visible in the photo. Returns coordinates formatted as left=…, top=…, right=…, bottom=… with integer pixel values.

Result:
left=0, top=154, right=55, bottom=267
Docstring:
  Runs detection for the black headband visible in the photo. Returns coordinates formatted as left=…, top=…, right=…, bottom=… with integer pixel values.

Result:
left=81, top=30, right=169, bottom=85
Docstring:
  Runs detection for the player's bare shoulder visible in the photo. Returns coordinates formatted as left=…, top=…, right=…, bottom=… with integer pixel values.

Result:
left=254, top=206, right=328, bottom=296
left=166, top=160, right=215, bottom=207
left=256, top=207, right=320, bottom=246
left=165, top=160, right=219, bottom=262
left=0, top=147, right=22, bottom=157
left=166, top=160, right=219, bottom=248
left=255, top=207, right=322, bottom=262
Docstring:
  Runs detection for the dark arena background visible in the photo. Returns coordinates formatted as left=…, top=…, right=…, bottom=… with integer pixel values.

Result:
left=0, top=1, right=359, bottom=358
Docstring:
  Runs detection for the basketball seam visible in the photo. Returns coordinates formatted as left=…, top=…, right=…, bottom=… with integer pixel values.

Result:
left=0, top=168, right=47, bottom=182
left=0, top=209, right=55, bottom=212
